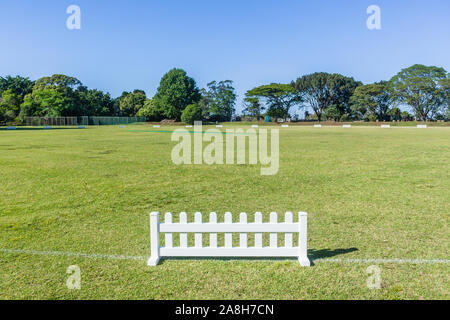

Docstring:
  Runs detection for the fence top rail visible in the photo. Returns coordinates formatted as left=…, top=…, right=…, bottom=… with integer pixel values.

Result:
left=151, top=211, right=307, bottom=219
left=160, top=223, right=299, bottom=233
left=152, top=211, right=307, bottom=233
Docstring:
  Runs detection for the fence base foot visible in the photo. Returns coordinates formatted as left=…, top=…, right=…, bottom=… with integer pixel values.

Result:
left=298, top=256, right=310, bottom=267
left=147, top=256, right=160, bottom=266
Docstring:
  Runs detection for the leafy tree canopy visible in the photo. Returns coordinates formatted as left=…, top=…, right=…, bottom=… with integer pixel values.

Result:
left=136, top=99, right=163, bottom=121
left=201, top=80, right=236, bottom=122
left=351, top=81, right=393, bottom=121
left=389, top=64, right=447, bottom=120
left=0, top=75, right=34, bottom=98
left=181, top=103, right=203, bottom=124
left=246, top=83, right=301, bottom=120
left=243, top=95, right=264, bottom=120
left=152, top=68, right=200, bottom=121
left=119, top=89, right=147, bottom=116
left=293, top=72, right=361, bottom=121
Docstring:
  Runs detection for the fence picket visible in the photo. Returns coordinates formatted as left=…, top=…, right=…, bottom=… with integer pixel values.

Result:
left=224, top=212, right=232, bottom=248
left=195, top=212, right=202, bottom=248
left=165, top=212, right=173, bottom=248
left=255, top=212, right=263, bottom=248
left=285, top=212, right=293, bottom=248
left=270, top=212, right=277, bottom=248
left=239, top=212, right=247, bottom=248
left=149, top=211, right=310, bottom=266
left=209, top=212, right=217, bottom=248
left=179, top=212, right=187, bottom=248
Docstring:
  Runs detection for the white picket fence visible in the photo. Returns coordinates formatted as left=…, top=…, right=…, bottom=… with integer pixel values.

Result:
left=148, top=211, right=310, bottom=266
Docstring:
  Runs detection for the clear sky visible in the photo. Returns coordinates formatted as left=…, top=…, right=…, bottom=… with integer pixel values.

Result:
left=1, top=0, right=449, bottom=114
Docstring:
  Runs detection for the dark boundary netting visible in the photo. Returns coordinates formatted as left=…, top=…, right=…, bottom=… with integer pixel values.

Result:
left=25, top=116, right=146, bottom=126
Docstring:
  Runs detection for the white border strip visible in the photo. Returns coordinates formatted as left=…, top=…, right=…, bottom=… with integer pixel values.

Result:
left=1, top=248, right=449, bottom=264
left=313, top=258, right=450, bottom=264
left=0, top=248, right=145, bottom=261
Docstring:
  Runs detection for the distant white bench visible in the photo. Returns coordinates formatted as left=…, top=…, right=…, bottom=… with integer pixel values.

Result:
left=417, top=125, right=427, bottom=129
left=148, top=211, right=310, bottom=267
left=381, top=124, right=390, bottom=128
left=342, top=124, right=351, bottom=128
left=314, top=124, right=322, bottom=128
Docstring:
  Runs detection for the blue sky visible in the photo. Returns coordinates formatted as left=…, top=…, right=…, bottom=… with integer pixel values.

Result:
left=1, top=0, right=449, bottom=114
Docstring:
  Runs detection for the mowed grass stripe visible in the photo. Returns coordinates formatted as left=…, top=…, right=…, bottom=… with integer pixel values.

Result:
left=0, top=125, right=449, bottom=299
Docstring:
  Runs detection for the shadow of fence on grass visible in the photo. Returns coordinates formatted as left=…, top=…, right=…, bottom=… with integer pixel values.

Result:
left=157, top=247, right=359, bottom=266
left=308, top=247, right=359, bottom=265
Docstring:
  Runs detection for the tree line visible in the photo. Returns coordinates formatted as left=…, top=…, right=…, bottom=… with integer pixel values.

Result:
left=1, top=64, right=449, bottom=125
left=244, top=64, right=449, bottom=122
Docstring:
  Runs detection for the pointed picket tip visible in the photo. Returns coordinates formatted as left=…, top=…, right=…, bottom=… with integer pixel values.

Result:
left=179, top=212, right=187, bottom=223
left=285, top=212, right=293, bottom=223
left=255, top=212, right=263, bottom=223
left=270, top=212, right=278, bottom=222
left=224, top=212, right=233, bottom=222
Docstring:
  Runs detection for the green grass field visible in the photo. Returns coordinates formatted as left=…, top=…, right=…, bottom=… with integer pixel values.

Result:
left=0, top=124, right=449, bottom=299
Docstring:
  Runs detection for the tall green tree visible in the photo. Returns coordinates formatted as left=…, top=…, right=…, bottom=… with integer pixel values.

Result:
left=119, top=90, right=147, bottom=116
left=181, top=103, right=203, bottom=124
left=246, top=83, right=302, bottom=120
left=439, top=77, right=450, bottom=118
left=20, top=89, right=71, bottom=118
left=0, top=75, right=34, bottom=98
left=293, top=72, right=360, bottom=121
left=242, top=95, right=264, bottom=120
left=293, top=73, right=332, bottom=122
left=0, top=75, right=34, bottom=123
left=152, top=68, right=200, bottom=121
left=389, top=64, right=447, bottom=120
left=21, top=74, right=83, bottom=117
left=201, top=80, right=236, bottom=121
left=136, top=99, right=161, bottom=120
left=327, top=74, right=361, bottom=120
left=0, top=89, right=21, bottom=121
left=33, top=74, right=82, bottom=98
left=350, top=81, right=393, bottom=121
left=78, top=89, right=115, bottom=116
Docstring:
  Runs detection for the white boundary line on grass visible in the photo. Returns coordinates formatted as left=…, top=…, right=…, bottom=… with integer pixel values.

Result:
left=0, top=248, right=146, bottom=261
left=1, top=248, right=449, bottom=264
left=313, top=258, right=450, bottom=264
